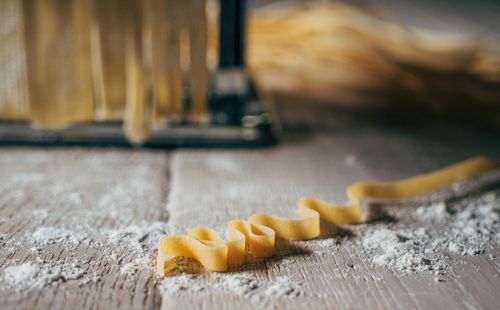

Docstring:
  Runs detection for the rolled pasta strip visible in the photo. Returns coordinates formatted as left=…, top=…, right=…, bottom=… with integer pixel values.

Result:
left=298, top=156, right=498, bottom=225
left=297, top=198, right=363, bottom=226
left=157, top=156, right=499, bottom=275
left=248, top=207, right=320, bottom=241
left=228, top=220, right=275, bottom=258
left=346, top=156, right=498, bottom=203
left=158, top=234, right=228, bottom=273
left=188, top=226, right=246, bottom=266
left=157, top=221, right=274, bottom=275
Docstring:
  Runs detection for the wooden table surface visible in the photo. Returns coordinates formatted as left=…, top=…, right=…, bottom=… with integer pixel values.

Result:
left=0, top=97, right=499, bottom=309
left=1, top=1, right=500, bottom=308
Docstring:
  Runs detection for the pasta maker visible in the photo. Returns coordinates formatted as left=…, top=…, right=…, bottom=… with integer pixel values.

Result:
left=0, top=0, right=277, bottom=147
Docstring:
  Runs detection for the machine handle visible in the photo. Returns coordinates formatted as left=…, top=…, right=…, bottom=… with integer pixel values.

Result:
left=218, top=0, right=245, bottom=68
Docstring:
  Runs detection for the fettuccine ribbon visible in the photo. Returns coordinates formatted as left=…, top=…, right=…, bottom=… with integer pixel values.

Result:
left=157, top=156, right=498, bottom=275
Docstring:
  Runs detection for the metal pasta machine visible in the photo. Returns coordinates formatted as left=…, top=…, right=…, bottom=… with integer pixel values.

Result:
left=0, top=0, right=276, bottom=147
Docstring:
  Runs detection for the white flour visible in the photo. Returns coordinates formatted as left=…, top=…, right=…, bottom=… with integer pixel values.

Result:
left=2, top=189, right=499, bottom=298
left=105, top=221, right=170, bottom=257
left=214, top=273, right=261, bottom=297
left=3, top=260, right=86, bottom=291
left=359, top=192, right=499, bottom=274
left=343, top=154, right=357, bottom=167
left=32, top=208, right=49, bottom=221
left=2, top=221, right=165, bottom=291
left=11, top=172, right=44, bottom=183
left=2, top=215, right=169, bottom=290
left=3, top=190, right=498, bottom=295
left=361, top=227, right=440, bottom=272
left=0, top=150, right=170, bottom=292
left=31, top=227, right=90, bottom=247
left=264, top=276, right=303, bottom=300
left=312, top=238, right=341, bottom=256
left=414, top=202, right=449, bottom=222
left=120, top=257, right=151, bottom=277
left=4, top=263, right=39, bottom=288
left=160, top=272, right=303, bottom=304
left=205, top=154, right=242, bottom=174
left=1, top=149, right=499, bottom=302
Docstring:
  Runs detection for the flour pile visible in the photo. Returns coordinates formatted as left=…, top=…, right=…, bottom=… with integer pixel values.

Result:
left=1, top=220, right=168, bottom=291
left=1, top=149, right=499, bottom=302
left=3, top=260, right=86, bottom=291
left=32, top=227, right=90, bottom=247
left=358, top=192, right=499, bottom=274
left=2, top=191, right=499, bottom=294
left=160, top=272, right=303, bottom=305
left=361, top=227, right=437, bottom=272
left=0, top=151, right=172, bottom=293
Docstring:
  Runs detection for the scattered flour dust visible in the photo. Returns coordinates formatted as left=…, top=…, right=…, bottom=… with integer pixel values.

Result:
left=160, top=272, right=303, bottom=305
left=343, top=154, right=357, bottom=167
left=4, top=191, right=498, bottom=294
left=3, top=260, right=86, bottom=291
left=264, top=276, right=303, bottom=300
left=1, top=221, right=169, bottom=291
left=4, top=263, right=39, bottom=287
left=1, top=149, right=499, bottom=299
left=0, top=151, right=171, bottom=292
left=120, top=257, right=151, bottom=277
left=361, top=227, right=440, bottom=273
left=32, top=227, right=90, bottom=246
left=205, top=154, right=242, bottom=174
left=32, top=208, right=49, bottom=221
left=414, top=202, right=449, bottom=222
left=359, top=192, right=499, bottom=274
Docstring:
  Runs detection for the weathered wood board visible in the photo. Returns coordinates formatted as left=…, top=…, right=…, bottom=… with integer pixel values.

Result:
left=0, top=149, right=170, bottom=309
left=0, top=98, right=499, bottom=309
left=161, top=100, right=500, bottom=309
left=2, top=0, right=500, bottom=308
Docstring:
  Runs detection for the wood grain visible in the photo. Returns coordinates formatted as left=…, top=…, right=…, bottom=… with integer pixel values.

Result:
left=160, top=97, right=500, bottom=309
left=0, top=149, right=170, bottom=310
left=0, top=100, right=499, bottom=309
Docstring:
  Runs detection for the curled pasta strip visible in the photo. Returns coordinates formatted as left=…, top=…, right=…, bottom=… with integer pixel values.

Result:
left=157, top=156, right=498, bottom=275
left=157, top=222, right=274, bottom=274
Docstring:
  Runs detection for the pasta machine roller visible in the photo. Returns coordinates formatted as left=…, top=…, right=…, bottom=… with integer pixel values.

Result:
left=0, top=0, right=276, bottom=147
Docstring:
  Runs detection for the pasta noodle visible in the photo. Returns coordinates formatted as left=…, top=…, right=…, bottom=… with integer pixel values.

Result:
left=157, top=156, right=499, bottom=275
left=1, top=1, right=499, bottom=142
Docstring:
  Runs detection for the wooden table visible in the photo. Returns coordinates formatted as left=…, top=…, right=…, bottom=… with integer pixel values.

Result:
left=1, top=97, right=499, bottom=309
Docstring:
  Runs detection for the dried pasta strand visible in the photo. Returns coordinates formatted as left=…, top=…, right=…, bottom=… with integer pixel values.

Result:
left=123, top=0, right=150, bottom=144
left=0, top=0, right=29, bottom=120
left=244, top=3, right=500, bottom=120
left=298, top=156, right=499, bottom=226
left=157, top=156, right=499, bottom=274
left=3, top=1, right=500, bottom=140
left=187, top=0, right=209, bottom=122
left=90, top=0, right=127, bottom=120
left=23, top=0, right=94, bottom=129
left=346, top=156, right=498, bottom=203
left=157, top=221, right=275, bottom=275
left=163, top=0, right=184, bottom=122
left=144, top=0, right=170, bottom=126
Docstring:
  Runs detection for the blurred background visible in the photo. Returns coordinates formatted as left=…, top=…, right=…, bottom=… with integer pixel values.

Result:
left=1, top=3, right=500, bottom=307
left=249, top=0, right=500, bottom=127
left=1, top=0, right=499, bottom=146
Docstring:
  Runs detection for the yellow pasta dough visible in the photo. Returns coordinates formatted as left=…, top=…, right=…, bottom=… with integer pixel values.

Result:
left=157, top=156, right=499, bottom=275
left=4, top=1, right=500, bottom=143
